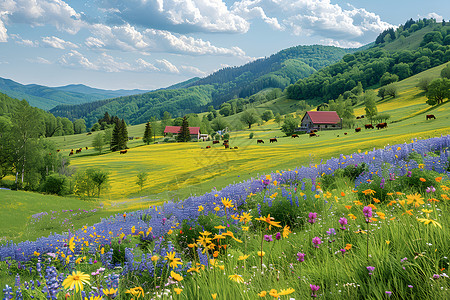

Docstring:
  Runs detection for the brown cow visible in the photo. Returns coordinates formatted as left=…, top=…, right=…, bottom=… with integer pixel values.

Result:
left=206, top=146, right=211, bottom=149
left=291, top=134, right=299, bottom=138
left=69, top=151, right=74, bottom=156
left=87, top=132, right=92, bottom=135
left=309, top=132, right=317, bottom=137
left=355, top=127, right=361, bottom=132
left=85, top=147, right=88, bottom=150
left=224, top=143, right=230, bottom=149
left=269, top=138, right=277, bottom=143
left=233, top=146, right=238, bottom=149
left=426, top=114, right=436, bottom=120
left=120, top=150, right=127, bottom=154
left=212, top=140, right=220, bottom=144
left=75, top=149, right=82, bottom=154
left=257, top=139, right=264, bottom=144
left=56, top=149, right=60, bottom=152
left=365, top=124, right=374, bottom=129
left=223, top=140, right=229, bottom=143
left=376, top=123, right=387, bottom=129
left=344, top=132, right=348, bottom=135
left=356, top=116, right=361, bottom=119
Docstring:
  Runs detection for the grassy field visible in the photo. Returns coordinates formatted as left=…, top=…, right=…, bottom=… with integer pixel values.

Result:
left=5, top=63, right=449, bottom=243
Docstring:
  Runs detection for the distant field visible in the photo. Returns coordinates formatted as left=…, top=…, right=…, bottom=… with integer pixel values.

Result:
left=8, top=63, right=449, bottom=243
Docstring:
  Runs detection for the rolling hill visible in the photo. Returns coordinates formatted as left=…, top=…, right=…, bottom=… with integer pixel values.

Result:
left=49, top=44, right=357, bottom=127
left=0, top=77, right=149, bottom=110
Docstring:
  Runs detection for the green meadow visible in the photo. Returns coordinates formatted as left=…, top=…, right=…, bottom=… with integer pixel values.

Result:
left=2, top=63, right=449, bottom=244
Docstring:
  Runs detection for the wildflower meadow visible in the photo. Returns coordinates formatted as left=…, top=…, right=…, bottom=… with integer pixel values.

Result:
left=1, top=135, right=449, bottom=299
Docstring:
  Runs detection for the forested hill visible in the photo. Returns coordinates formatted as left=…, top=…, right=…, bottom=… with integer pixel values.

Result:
left=287, top=19, right=450, bottom=101
left=0, top=77, right=149, bottom=111
left=188, top=45, right=354, bottom=105
left=50, top=45, right=353, bottom=126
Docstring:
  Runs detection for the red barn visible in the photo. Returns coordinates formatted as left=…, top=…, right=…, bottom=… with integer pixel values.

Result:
left=299, top=111, right=342, bottom=132
left=164, top=126, right=201, bottom=140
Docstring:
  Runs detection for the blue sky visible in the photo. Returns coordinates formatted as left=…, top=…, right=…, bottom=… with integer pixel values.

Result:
left=0, top=0, right=448, bottom=90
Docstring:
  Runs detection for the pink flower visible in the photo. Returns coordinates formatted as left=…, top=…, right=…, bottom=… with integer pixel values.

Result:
left=297, top=252, right=305, bottom=262
left=312, top=237, right=322, bottom=248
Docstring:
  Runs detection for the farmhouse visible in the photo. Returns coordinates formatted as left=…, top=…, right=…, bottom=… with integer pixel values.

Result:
left=164, top=126, right=201, bottom=140
left=298, top=111, right=342, bottom=131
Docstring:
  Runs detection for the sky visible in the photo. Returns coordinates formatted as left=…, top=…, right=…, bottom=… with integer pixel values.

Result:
left=0, top=0, right=448, bottom=91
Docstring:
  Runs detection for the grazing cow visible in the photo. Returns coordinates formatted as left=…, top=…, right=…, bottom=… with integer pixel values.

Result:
left=269, top=138, right=278, bottom=143
left=426, top=114, right=436, bottom=120
left=291, top=134, right=299, bottom=138
left=69, top=151, right=74, bottom=156
left=233, top=146, right=238, bottom=149
left=87, top=132, right=92, bottom=135
left=344, top=132, right=348, bottom=135
left=223, top=140, right=229, bottom=143
left=355, top=127, right=361, bottom=132
left=206, top=146, right=211, bottom=149
left=56, top=149, right=60, bottom=152
left=360, top=115, right=365, bottom=119
left=75, top=149, right=82, bottom=154
left=85, top=147, right=88, bottom=150
left=312, top=129, right=318, bottom=133
left=212, top=140, right=220, bottom=144
left=365, top=124, right=374, bottom=129
left=356, top=116, right=361, bottom=119
left=376, top=122, right=388, bottom=129
left=257, top=139, right=264, bottom=144
left=309, top=132, right=317, bottom=137
left=120, top=150, right=127, bottom=154
left=224, top=143, right=230, bottom=149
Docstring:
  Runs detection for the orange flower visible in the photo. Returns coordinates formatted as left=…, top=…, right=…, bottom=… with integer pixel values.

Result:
left=428, top=198, right=439, bottom=202
left=376, top=212, right=386, bottom=219
left=442, top=194, right=450, bottom=201
left=345, top=205, right=352, bottom=210
left=396, top=192, right=403, bottom=195
left=387, top=200, right=396, bottom=206
left=367, top=204, right=377, bottom=210
left=419, top=178, right=426, bottom=182
left=373, top=198, right=380, bottom=203
left=348, top=213, right=357, bottom=220
left=387, top=193, right=393, bottom=196
left=345, top=244, right=352, bottom=251
left=352, top=189, right=358, bottom=193
left=390, top=217, right=396, bottom=221
left=362, top=189, right=376, bottom=195
left=341, top=192, right=346, bottom=197
left=353, top=200, right=363, bottom=206
left=435, top=177, right=442, bottom=183
left=402, top=210, right=413, bottom=216
left=255, top=214, right=281, bottom=229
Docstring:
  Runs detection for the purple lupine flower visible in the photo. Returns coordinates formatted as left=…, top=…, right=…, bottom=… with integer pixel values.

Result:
left=385, top=291, right=392, bottom=297
left=310, top=284, right=320, bottom=297
left=380, top=178, right=385, bottom=188
left=389, top=173, right=395, bottom=181
left=308, top=212, right=318, bottom=224
left=312, top=237, right=322, bottom=248
left=367, top=266, right=375, bottom=276
left=407, top=171, right=412, bottom=177
left=326, top=228, right=336, bottom=236
left=340, top=249, right=346, bottom=255
left=408, top=285, right=413, bottom=288
left=338, top=217, right=348, bottom=230
left=275, top=232, right=282, bottom=240
left=363, top=206, right=372, bottom=222
left=297, top=252, right=305, bottom=262
left=426, top=186, right=436, bottom=193
left=264, top=235, right=273, bottom=242
left=433, top=274, right=440, bottom=279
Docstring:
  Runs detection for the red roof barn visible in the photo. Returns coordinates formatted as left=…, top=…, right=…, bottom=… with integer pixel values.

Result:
left=299, top=111, right=342, bottom=131
left=164, top=126, right=201, bottom=140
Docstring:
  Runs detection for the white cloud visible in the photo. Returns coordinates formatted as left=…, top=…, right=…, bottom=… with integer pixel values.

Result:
left=319, top=38, right=363, bottom=48
left=420, top=13, right=443, bottom=22
left=27, top=56, right=52, bottom=64
left=59, top=50, right=98, bottom=70
left=84, top=23, right=246, bottom=57
left=155, top=58, right=179, bottom=73
left=136, top=58, right=159, bottom=72
left=99, top=0, right=249, bottom=33
left=0, top=18, right=7, bottom=42
left=180, top=65, right=207, bottom=76
left=0, top=0, right=84, bottom=34
left=42, top=36, right=78, bottom=49
left=233, top=0, right=393, bottom=43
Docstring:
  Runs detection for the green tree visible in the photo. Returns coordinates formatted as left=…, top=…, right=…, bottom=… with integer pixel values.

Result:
left=219, top=103, right=233, bottom=116
left=92, top=132, right=105, bottom=154
left=261, top=110, right=274, bottom=122
left=274, top=113, right=282, bottom=126
left=177, top=116, right=191, bottom=142
left=136, top=171, right=148, bottom=192
left=211, top=117, right=230, bottom=132
left=73, top=119, right=86, bottom=134
left=90, top=169, right=109, bottom=197
left=60, top=117, right=74, bottom=135
left=363, top=91, right=378, bottom=123
left=426, top=78, right=450, bottom=105
left=441, top=64, right=450, bottom=79
left=240, top=110, right=259, bottom=129
left=280, top=116, right=300, bottom=136
left=143, top=122, right=153, bottom=144
left=0, top=116, right=13, bottom=180
left=110, top=119, right=122, bottom=151
left=417, top=77, right=433, bottom=92
left=120, top=119, right=128, bottom=149
left=384, top=83, right=398, bottom=98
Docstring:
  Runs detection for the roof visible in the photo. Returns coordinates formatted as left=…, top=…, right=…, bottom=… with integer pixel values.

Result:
left=304, top=111, right=341, bottom=124
left=164, top=126, right=201, bottom=134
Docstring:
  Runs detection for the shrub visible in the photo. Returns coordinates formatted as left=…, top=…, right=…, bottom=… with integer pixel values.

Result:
left=41, top=173, right=70, bottom=195
left=249, top=132, right=254, bottom=139
left=321, top=164, right=367, bottom=191
left=222, top=133, right=230, bottom=140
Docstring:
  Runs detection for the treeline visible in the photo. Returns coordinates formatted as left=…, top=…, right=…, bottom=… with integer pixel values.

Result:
left=51, top=86, right=215, bottom=128
left=190, top=45, right=352, bottom=104
left=0, top=92, right=86, bottom=137
left=287, top=21, right=450, bottom=101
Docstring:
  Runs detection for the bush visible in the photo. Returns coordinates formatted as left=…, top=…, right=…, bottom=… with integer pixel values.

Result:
left=222, top=133, right=230, bottom=140
left=249, top=132, right=254, bottom=139
left=321, top=163, right=368, bottom=191
left=41, top=173, right=71, bottom=195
